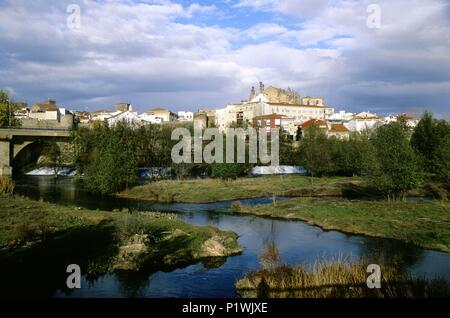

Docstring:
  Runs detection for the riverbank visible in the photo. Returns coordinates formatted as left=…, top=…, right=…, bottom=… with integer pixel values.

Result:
left=0, top=195, right=242, bottom=296
left=117, top=175, right=361, bottom=203
left=233, top=197, right=450, bottom=253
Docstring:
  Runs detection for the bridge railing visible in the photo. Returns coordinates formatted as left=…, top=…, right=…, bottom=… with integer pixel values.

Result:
left=0, top=126, right=73, bottom=132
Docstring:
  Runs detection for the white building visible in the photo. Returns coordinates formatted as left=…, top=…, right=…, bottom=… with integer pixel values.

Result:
left=140, top=107, right=177, bottom=123
left=59, top=108, right=73, bottom=117
left=107, top=110, right=142, bottom=126
left=177, top=111, right=194, bottom=121
left=344, top=112, right=381, bottom=132
left=139, top=113, right=163, bottom=124
left=383, top=114, right=419, bottom=128
left=328, top=110, right=354, bottom=122
left=215, top=85, right=334, bottom=133
left=29, top=100, right=60, bottom=121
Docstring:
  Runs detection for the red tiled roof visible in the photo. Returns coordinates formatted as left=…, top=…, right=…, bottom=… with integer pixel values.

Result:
left=253, top=113, right=291, bottom=120
left=329, top=124, right=349, bottom=132
left=300, top=119, right=327, bottom=129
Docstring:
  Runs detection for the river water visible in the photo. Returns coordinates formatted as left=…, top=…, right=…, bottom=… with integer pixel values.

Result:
left=12, top=176, right=450, bottom=298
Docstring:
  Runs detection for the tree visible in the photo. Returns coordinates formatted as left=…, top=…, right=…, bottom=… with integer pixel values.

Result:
left=434, top=136, right=450, bottom=187
left=0, top=90, right=21, bottom=127
left=80, top=121, right=139, bottom=194
left=42, top=141, right=62, bottom=177
left=411, top=112, right=450, bottom=184
left=298, top=125, right=335, bottom=177
left=335, top=133, right=375, bottom=176
left=367, top=122, right=421, bottom=201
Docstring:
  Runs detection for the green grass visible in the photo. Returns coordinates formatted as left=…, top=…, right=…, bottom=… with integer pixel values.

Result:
left=0, top=195, right=242, bottom=296
left=236, top=198, right=450, bottom=252
left=118, top=175, right=359, bottom=203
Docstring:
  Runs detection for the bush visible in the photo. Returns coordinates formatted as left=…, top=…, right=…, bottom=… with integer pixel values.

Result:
left=260, top=242, right=281, bottom=270
left=14, top=221, right=53, bottom=244
left=231, top=202, right=242, bottom=212
left=158, top=191, right=176, bottom=203
left=15, top=223, right=38, bottom=242
left=0, top=176, right=15, bottom=195
left=114, top=214, right=152, bottom=242
left=425, top=183, right=448, bottom=201
left=211, top=163, right=247, bottom=179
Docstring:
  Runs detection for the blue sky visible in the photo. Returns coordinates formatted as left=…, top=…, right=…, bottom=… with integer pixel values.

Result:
left=0, top=0, right=449, bottom=118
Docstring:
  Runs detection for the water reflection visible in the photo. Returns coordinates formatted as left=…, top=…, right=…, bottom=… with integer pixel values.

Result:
left=11, top=176, right=450, bottom=298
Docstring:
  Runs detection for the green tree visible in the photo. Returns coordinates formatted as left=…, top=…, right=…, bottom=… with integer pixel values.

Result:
left=42, top=141, right=62, bottom=177
left=335, top=132, right=374, bottom=176
left=211, top=163, right=246, bottom=179
left=0, top=90, right=21, bottom=127
left=411, top=112, right=450, bottom=185
left=80, top=121, right=139, bottom=194
left=298, top=125, right=335, bottom=177
left=367, top=122, right=421, bottom=201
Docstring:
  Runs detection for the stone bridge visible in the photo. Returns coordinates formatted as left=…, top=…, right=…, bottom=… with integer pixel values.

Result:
left=0, top=128, right=72, bottom=176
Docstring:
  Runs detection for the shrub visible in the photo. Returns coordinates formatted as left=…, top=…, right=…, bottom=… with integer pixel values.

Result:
left=211, top=163, right=246, bottom=179
left=15, top=223, right=38, bottom=242
left=426, top=183, right=448, bottom=201
left=231, top=202, right=242, bottom=212
left=114, top=214, right=151, bottom=242
left=14, top=221, right=54, bottom=244
left=260, top=242, right=281, bottom=270
left=158, top=191, right=176, bottom=203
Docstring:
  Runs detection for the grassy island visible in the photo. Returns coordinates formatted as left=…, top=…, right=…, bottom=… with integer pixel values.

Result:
left=117, top=175, right=360, bottom=203
left=233, top=197, right=450, bottom=252
left=0, top=195, right=242, bottom=296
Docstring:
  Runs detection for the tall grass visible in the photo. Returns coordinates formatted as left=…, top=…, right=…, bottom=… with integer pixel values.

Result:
left=0, top=176, right=15, bottom=195
left=237, top=260, right=449, bottom=298
left=236, top=244, right=450, bottom=298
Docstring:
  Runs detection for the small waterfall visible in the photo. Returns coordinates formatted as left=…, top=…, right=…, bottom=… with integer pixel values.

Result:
left=26, top=167, right=77, bottom=176
left=251, top=165, right=307, bottom=176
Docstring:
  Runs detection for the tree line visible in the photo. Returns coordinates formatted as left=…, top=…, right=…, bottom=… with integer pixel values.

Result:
left=70, top=113, right=449, bottom=199
left=294, top=113, right=450, bottom=201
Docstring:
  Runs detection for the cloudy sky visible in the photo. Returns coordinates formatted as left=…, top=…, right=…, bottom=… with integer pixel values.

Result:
left=0, top=0, right=449, bottom=117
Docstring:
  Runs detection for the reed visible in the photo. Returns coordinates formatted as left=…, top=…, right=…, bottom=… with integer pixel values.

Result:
left=0, top=176, right=15, bottom=195
left=236, top=244, right=450, bottom=298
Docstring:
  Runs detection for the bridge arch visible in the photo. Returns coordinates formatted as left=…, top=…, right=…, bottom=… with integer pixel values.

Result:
left=11, top=140, right=46, bottom=174
left=0, top=128, right=72, bottom=176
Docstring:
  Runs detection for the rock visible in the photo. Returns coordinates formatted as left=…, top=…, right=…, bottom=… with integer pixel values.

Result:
left=113, top=234, right=151, bottom=270
left=196, top=235, right=242, bottom=258
left=162, top=228, right=190, bottom=240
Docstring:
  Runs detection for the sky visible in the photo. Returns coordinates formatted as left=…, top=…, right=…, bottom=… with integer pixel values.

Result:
left=0, top=0, right=449, bottom=117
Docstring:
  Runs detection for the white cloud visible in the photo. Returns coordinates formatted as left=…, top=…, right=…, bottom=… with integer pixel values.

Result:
left=245, top=23, right=288, bottom=39
left=0, top=0, right=449, bottom=116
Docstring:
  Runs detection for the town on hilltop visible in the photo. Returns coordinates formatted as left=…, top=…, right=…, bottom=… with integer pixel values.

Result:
left=11, top=82, right=419, bottom=137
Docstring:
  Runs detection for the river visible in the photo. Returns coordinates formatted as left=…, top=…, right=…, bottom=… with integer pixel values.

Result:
left=12, top=176, right=450, bottom=298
